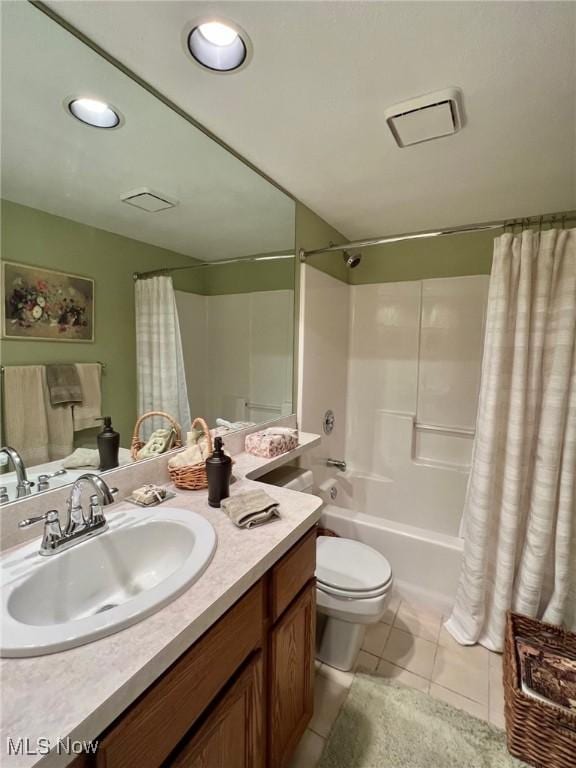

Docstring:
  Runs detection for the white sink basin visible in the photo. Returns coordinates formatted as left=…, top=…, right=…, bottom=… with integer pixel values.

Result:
left=0, top=507, right=216, bottom=657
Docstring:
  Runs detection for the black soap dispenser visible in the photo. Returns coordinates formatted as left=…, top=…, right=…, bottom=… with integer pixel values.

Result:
left=206, top=436, right=232, bottom=508
left=96, top=416, right=120, bottom=471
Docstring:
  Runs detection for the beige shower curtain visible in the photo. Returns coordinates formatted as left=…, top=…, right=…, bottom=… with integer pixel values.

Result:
left=446, top=227, right=576, bottom=651
left=135, top=276, right=191, bottom=438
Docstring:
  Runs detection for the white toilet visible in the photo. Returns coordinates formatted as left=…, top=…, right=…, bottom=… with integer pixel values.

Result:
left=315, top=535, right=393, bottom=670
left=263, top=465, right=394, bottom=671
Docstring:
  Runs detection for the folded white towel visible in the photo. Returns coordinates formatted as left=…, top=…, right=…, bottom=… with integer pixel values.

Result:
left=221, top=490, right=280, bottom=528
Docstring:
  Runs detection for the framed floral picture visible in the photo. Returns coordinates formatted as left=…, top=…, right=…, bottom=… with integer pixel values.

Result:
left=2, top=262, right=94, bottom=342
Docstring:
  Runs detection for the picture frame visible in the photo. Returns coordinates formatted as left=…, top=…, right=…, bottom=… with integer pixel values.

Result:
left=2, top=261, right=94, bottom=342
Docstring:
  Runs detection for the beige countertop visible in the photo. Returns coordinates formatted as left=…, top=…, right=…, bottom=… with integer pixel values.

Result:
left=0, top=432, right=322, bottom=768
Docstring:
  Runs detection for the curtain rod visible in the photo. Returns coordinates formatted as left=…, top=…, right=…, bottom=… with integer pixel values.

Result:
left=299, top=209, right=576, bottom=261
left=133, top=252, right=295, bottom=281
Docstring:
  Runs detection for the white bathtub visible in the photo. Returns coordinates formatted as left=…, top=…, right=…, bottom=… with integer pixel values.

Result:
left=318, top=472, right=463, bottom=615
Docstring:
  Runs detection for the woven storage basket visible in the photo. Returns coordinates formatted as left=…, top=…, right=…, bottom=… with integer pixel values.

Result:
left=504, top=612, right=576, bottom=768
left=168, top=417, right=212, bottom=491
left=131, top=411, right=182, bottom=460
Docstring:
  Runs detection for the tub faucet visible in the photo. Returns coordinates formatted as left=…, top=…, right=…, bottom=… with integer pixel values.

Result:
left=326, top=459, right=347, bottom=472
left=0, top=446, right=31, bottom=499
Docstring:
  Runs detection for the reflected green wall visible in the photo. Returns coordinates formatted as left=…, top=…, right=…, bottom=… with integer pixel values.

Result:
left=176, top=256, right=294, bottom=295
left=1, top=200, right=296, bottom=447
left=0, top=200, right=196, bottom=446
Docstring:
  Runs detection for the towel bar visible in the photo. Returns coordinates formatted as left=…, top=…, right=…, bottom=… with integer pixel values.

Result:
left=0, top=361, right=106, bottom=374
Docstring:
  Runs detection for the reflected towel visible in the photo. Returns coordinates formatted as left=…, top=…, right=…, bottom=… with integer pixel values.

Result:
left=41, top=372, right=74, bottom=459
left=45, top=364, right=83, bottom=405
left=3, top=366, right=50, bottom=466
left=73, top=363, right=102, bottom=431
left=62, top=448, right=100, bottom=469
left=63, top=446, right=132, bottom=469
left=3, top=366, right=73, bottom=463
left=221, top=490, right=280, bottom=528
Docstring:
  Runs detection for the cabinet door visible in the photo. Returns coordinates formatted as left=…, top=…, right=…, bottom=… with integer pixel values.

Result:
left=169, top=654, right=263, bottom=768
left=269, top=582, right=316, bottom=768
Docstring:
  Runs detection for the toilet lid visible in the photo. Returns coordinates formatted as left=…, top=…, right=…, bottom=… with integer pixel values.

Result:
left=316, top=536, right=392, bottom=593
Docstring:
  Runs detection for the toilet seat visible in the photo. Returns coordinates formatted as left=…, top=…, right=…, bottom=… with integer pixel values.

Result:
left=316, top=536, right=392, bottom=598
left=317, top=576, right=393, bottom=600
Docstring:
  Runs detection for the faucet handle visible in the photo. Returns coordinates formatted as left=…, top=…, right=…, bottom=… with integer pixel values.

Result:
left=37, top=475, right=50, bottom=492
left=19, top=510, right=60, bottom=528
left=89, top=494, right=106, bottom=525
left=19, top=511, right=63, bottom=553
left=0, top=487, right=9, bottom=504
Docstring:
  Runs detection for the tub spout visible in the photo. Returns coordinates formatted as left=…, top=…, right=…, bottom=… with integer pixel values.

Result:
left=327, top=459, right=347, bottom=472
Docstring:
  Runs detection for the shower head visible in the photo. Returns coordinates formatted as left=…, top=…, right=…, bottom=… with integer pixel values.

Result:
left=342, top=250, right=362, bottom=269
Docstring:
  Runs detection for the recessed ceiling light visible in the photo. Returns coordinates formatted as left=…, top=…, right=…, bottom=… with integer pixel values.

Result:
left=187, top=19, right=248, bottom=72
left=68, top=98, right=121, bottom=129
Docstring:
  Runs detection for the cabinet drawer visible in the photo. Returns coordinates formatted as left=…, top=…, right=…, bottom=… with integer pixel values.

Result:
left=169, top=654, right=263, bottom=768
left=270, top=528, right=316, bottom=622
left=97, top=580, right=264, bottom=768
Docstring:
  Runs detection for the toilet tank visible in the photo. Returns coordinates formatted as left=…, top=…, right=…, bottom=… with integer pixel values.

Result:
left=259, top=465, right=315, bottom=494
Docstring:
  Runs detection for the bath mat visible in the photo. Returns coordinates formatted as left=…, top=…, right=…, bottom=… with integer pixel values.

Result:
left=318, top=674, right=524, bottom=768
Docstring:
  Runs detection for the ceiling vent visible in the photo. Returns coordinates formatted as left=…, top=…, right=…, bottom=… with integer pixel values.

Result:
left=385, top=88, right=463, bottom=148
left=120, top=187, right=178, bottom=212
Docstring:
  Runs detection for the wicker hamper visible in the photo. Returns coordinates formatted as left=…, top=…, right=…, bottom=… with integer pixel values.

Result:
left=504, top=612, right=576, bottom=768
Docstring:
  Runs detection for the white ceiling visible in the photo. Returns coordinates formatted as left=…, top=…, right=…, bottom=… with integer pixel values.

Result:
left=1, top=2, right=294, bottom=262
left=43, top=0, right=576, bottom=239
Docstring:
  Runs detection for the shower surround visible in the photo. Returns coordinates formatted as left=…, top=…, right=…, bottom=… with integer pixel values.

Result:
left=298, top=265, right=489, bottom=611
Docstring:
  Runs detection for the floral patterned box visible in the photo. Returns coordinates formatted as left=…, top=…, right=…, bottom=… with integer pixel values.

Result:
left=244, top=429, right=299, bottom=458
left=2, top=261, right=94, bottom=342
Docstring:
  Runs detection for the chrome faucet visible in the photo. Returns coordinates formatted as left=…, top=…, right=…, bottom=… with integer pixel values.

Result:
left=326, top=458, right=347, bottom=472
left=0, top=446, right=31, bottom=499
left=19, top=473, right=118, bottom=556
left=65, top=473, right=116, bottom=535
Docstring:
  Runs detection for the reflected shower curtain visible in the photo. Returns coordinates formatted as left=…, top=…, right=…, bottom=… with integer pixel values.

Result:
left=446, top=228, right=576, bottom=651
left=135, top=276, right=191, bottom=438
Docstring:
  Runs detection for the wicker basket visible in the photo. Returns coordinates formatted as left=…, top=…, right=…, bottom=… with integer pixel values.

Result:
left=131, top=411, right=182, bottom=460
left=168, top=417, right=212, bottom=491
left=504, top=612, right=576, bottom=768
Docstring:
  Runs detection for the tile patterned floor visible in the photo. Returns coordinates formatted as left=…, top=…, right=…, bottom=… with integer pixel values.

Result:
left=288, top=593, right=506, bottom=768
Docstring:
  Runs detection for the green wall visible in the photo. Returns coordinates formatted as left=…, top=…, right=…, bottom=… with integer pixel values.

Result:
left=295, top=203, right=349, bottom=284
left=348, top=229, right=496, bottom=284
left=0, top=200, right=195, bottom=447
left=295, top=203, right=497, bottom=286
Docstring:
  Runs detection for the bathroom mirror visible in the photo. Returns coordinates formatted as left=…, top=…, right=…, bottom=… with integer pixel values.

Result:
left=0, top=2, right=296, bottom=504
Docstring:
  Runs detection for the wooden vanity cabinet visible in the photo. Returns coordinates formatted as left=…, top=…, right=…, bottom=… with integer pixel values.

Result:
left=268, top=582, right=316, bottom=768
left=168, top=654, right=264, bottom=768
left=74, top=527, right=317, bottom=768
